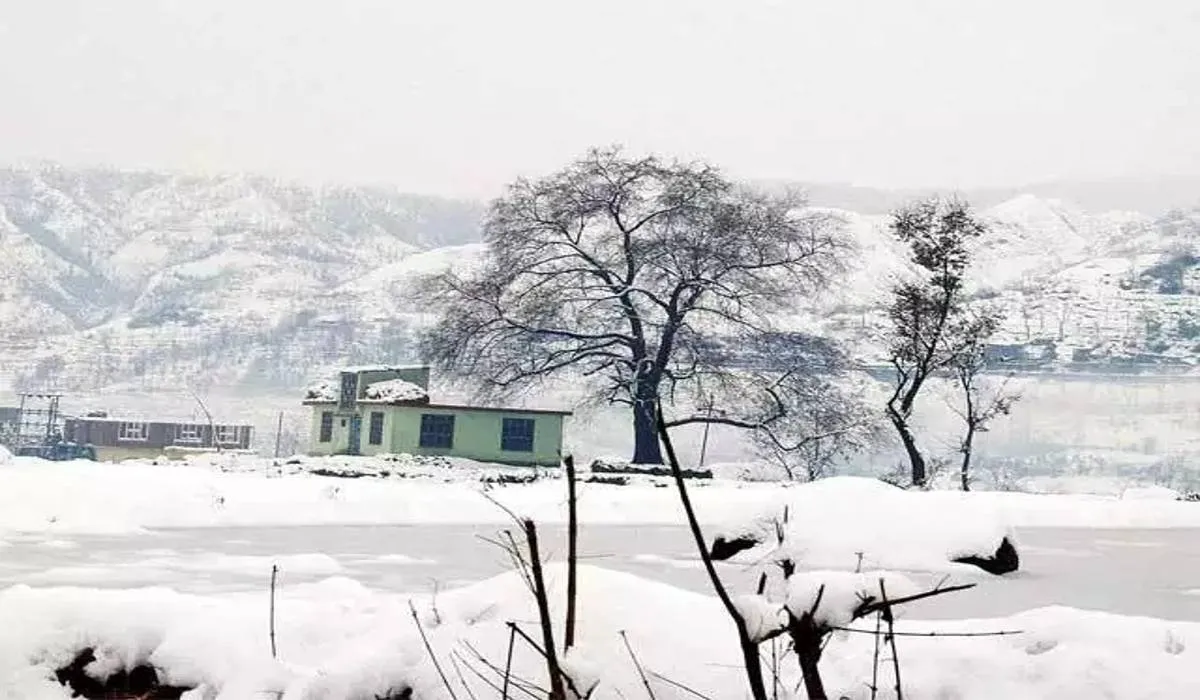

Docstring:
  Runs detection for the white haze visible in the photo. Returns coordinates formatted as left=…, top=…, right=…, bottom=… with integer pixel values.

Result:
left=0, top=0, right=1198, bottom=198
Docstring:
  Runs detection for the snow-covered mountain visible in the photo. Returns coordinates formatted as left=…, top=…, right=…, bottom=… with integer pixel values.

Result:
left=825, top=196, right=1200, bottom=367
left=0, top=164, right=484, bottom=392
left=1, top=164, right=1197, bottom=395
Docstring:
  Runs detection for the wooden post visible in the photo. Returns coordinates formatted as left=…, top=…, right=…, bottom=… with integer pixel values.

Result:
left=273, top=411, right=284, bottom=458
left=269, top=564, right=278, bottom=659
left=698, top=394, right=714, bottom=469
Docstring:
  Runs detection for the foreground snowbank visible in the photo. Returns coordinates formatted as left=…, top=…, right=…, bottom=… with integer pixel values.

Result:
left=710, top=477, right=1016, bottom=574
left=1, top=565, right=1195, bottom=699
left=1, top=456, right=1200, bottom=540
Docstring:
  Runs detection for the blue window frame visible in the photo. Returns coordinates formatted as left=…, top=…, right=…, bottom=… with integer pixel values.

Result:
left=419, top=414, right=455, bottom=448
left=368, top=412, right=385, bottom=445
left=319, top=412, right=333, bottom=443
left=501, top=417, right=535, bottom=452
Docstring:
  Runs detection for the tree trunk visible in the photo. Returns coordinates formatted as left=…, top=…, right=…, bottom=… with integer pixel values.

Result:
left=788, top=615, right=828, bottom=700
left=888, top=411, right=927, bottom=487
left=631, top=401, right=663, bottom=464
left=960, top=424, right=975, bottom=492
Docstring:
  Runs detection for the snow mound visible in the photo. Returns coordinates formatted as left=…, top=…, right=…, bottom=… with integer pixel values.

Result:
left=1121, top=486, right=1181, bottom=501
left=0, top=445, right=11, bottom=466
left=2, top=566, right=1199, bottom=699
left=361, top=378, right=428, bottom=403
left=784, top=570, right=919, bottom=627
left=711, top=476, right=1014, bottom=574
left=302, top=379, right=337, bottom=402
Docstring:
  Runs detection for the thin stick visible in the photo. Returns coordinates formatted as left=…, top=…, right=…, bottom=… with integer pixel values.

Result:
left=619, top=630, right=657, bottom=700
left=873, top=609, right=883, bottom=696
left=879, top=581, right=902, bottom=700
left=409, top=599, right=459, bottom=700
left=450, top=654, right=480, bottom=700
left=769, top=636, right=781, bottom=700
left=462, top=640, right=545, bottom=700
left=269, top=564, right=278, bottom=659
left=523, top=519, right=566, bottom=700
left=507, top=623, right=586, bottom=700
left=502, top=622, right=517, bottom=699
left=647, top=671, right=716, bottom=700
left=564, top=454, right=579, bottom=650
left=854, top=582, right=976, bottom=618
left=831, top=625, right=1025, bottom=638
left=453, top=650, right=509, bottom=698
left=656, top=404, right=769, bottom=700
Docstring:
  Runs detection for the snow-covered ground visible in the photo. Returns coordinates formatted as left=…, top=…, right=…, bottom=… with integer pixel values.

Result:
left=2, top=453, right=1199, bottom=536
left=3, top=454, right=1199, bottom=698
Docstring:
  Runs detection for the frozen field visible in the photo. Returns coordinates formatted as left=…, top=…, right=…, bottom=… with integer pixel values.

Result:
left=2, top=524, right=1199, bottom=622
left=2, top=455, right=1200, bottom=698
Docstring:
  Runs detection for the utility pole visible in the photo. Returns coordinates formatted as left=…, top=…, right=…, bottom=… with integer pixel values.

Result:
left=273, top=411, right=284, bottom=459
left=697, top=394, right=714, bottom=469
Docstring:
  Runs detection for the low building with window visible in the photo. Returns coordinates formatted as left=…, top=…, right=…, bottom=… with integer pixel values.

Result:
left=62, top=413, right=255, bottom=461
left=302, top=365, right=569, bottom=467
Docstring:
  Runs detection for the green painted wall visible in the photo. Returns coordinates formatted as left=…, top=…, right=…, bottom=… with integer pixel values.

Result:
left=307, top=404, right=565, bottom=466
left=308, top=409, right=353, bottom=456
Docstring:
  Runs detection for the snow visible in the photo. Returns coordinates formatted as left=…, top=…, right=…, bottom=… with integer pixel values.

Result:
left=3, top=457, right=1200, bottom=538
left=711, top=477, right=1014, bottom=574
left=1, top=565, right=1198, bottom=698
left=302, top=379, right=337, bottom=402
left=784, top=570, right=920, bottom=627
left=361, top=378, right=428, bottom=403
left=0, top=445, right=10, bottom=465
left=0, top=454, right=1198, bottom=696
left=732, top=594, right=788, bottom=642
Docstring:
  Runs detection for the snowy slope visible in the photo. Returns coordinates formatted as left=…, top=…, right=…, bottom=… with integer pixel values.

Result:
left=0, top=165, right=485, bottom=391
left=1, top=164, right=1198, bottom=395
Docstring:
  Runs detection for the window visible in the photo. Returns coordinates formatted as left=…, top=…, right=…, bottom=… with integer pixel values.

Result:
left=501, top=418, right=535, bottom=452
left=319, top=412, right=333, bottom=443
left=215, top=425, right=241, bottom=445
left=175, top=423, right=202, bottom=443
left=419, top=414, right=455, bottom=449
left=368, top=412, right=385, bottom=445
left=118, top=422, right=148, bottom=441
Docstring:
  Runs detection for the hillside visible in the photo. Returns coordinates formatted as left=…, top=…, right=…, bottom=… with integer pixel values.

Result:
left=0, top=164, right=484, bottom=392
left=1, top=165, right=1198, bottom=398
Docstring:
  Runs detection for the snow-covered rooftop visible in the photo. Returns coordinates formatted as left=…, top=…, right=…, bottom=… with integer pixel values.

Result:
left=360, top=378, right=428, bottom=404
left=339, top=364, right=429, bottom=373
left=302, top=379, right=337, bottom=403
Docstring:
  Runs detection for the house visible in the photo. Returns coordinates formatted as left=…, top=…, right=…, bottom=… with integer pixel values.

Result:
left=302, top=365, right=570, bottom=467
left=63, top=412, right=255, bottom=461
left=0, top=406, right=19, bottom=445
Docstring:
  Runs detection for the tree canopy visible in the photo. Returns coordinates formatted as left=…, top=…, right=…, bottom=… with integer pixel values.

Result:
left=421, top=147, right=854, bottom=464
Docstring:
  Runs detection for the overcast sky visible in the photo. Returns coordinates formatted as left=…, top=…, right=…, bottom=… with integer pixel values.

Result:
left=0, top=0, right=1197, bottom=198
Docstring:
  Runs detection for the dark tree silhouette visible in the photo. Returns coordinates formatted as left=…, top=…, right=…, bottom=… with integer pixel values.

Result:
left=884, top=197, right=989, bottom=486
left=421, top=147, right=848, bottom=464
left=949, top=313, right=1020, bottom=491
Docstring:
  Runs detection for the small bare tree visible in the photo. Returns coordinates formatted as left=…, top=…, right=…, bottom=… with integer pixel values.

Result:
left=949, top=313, right=1020, bottom=491
left=422, top=147, right=848, bottom=464
left=748, top=373, right=882, bottom=481
left=884, top=197, right=988, bottom=487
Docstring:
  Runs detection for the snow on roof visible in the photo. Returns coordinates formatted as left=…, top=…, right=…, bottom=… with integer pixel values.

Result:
left=339, top=364, right=429, bottom=373
left=65, top=415, right=251, bottom=427
left=361, top=378, right=428, bottom=404
left=303, top=379, right=337, bottom=403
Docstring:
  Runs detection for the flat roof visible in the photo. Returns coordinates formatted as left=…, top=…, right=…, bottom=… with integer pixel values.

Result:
left=338, top=364, right=431, bottom=373
left=66, top=416, right=254, bottom=427
left=424, top=402, right=572, bottom=416
left=303, top=400, right=571, bottom=416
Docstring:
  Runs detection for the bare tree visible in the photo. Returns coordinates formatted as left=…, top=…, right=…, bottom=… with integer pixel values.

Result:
left=884, top=197, right=988, bottom=486
left=949, top=313, right=1020, bottom=491
left=421, top=147, right=847, bottom=464
left=748, top=372, right=882, bottom=481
